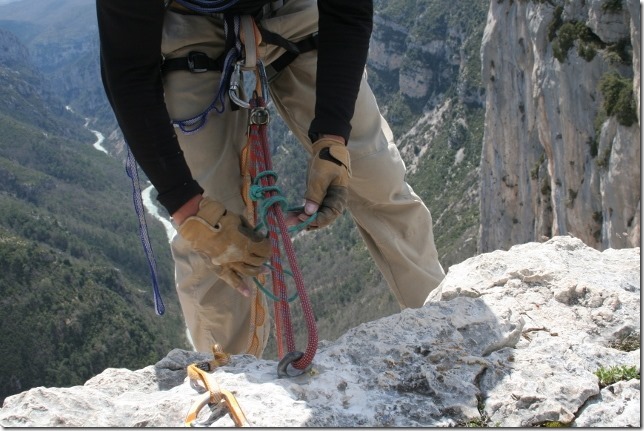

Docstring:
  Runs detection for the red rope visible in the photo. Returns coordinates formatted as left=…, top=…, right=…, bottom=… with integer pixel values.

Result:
left=247, top=96, right=318, bottom=371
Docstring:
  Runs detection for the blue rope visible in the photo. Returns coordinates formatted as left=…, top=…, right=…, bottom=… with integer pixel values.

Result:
left=172, top=15, right=242, bottom=134
left=125, top=147, right=165, bottom=316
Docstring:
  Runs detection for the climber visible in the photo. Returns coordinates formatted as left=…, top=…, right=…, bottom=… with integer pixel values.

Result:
left=96, top=0, right=446, bottom=358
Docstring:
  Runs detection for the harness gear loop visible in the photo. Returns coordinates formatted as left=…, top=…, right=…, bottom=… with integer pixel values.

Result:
left=184, top=345, right=250, bottom=427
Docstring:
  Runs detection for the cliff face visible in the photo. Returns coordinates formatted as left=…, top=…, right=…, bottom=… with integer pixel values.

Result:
left=479, top=0, right=640, bottom=252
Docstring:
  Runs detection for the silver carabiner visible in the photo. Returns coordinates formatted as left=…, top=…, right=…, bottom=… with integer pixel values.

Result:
left=229, top=61, right=251, bottom=109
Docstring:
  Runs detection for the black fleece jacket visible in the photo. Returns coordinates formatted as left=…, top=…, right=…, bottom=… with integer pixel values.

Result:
left=96, top=0, right=373, bottom=215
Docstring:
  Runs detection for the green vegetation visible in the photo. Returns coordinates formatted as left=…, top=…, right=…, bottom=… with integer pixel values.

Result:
left=458, top=397, right=495, bottom=427
left=0, top=67, right=188, bottom=402
left=531, top=153, right=547, bottom=180
left=538, top=421, right=571, bottom=427
left=0, top=231, right=183, bottom=394
left=547, top=5, right=630, bottom=65
left=594, top=365, right=640, bottom=388
left=552, top=22, right=578, bottom=62
left=598, top=72, right=637, bottom=127
left=547, top=6, right=564, bottom=42
left=551, top=21, right=603, bottom=63
left=372, top=0, right=488, bottom=138
left=566, top=188, right=578, bottom=208
left=408, top=105, right=484, bottom=266
left=602, top=0, right=623, bottom=13
left=595, top=143, right=612, bottom=168
left=589, top=69, right=636, bottom=160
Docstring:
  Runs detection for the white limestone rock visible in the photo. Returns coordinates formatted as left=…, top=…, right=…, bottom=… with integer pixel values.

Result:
left=0, top=236, right=639, bottom=427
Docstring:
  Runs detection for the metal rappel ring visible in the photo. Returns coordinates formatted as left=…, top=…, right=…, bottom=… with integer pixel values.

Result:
left=277, top=351, right=312, bottom=378
left=249, top=106, right=270, bottom=125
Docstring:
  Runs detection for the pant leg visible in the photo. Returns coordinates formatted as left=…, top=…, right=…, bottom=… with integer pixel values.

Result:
left=261, top=0, right=445, bottom=308
left=161, top=10, right=269, bottom=356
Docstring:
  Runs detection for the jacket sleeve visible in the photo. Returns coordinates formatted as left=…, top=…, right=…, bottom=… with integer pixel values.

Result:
left=308, top=0, right=373, bottom=143
left=97, top=0, right=203, bottom=215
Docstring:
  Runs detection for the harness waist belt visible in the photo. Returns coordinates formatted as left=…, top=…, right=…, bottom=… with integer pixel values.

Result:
left=160, top=32, right=318, bottom=76
left=161, top=51, right=226, bottom=74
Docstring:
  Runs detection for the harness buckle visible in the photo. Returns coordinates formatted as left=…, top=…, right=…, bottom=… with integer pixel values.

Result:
left=187, top=51, right=209, bottom=73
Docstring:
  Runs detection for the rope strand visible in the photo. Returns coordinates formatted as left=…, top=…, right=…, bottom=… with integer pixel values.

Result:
left=246, top=96, right=318, bottom=372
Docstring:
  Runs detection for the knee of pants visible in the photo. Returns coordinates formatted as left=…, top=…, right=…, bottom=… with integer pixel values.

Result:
left=349, top=142, right=412, bottom=207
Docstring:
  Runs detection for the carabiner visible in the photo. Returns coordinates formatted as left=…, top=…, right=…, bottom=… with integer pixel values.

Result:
left=277, top=351, right=313, bottom=378
left=229, top=62, right=251, bottom=109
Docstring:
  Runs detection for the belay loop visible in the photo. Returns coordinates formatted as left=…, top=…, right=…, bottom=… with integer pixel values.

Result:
left=245, top=94, right=318, bottom=377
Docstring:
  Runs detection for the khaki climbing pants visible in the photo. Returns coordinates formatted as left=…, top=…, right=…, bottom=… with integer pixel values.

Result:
left=161, top=0, right=445, bottom=356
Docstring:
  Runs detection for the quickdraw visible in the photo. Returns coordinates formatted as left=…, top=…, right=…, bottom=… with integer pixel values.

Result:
left=184, top=345, right=250, bottom=427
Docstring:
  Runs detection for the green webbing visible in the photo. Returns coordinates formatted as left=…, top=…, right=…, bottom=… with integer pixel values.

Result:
left=250, top=170, right=317, bottom=303
left=253, top=263, right=299, bottom=302
left=250, top=170, right=317, bottom=234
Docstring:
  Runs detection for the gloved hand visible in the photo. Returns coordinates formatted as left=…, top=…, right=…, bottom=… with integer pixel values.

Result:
left=178, top=197, right=271, bottom=296
left=302, top=137, right=351, bottom=229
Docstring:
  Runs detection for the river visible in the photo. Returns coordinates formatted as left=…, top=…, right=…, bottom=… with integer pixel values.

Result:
left=75, top=106, right=177, bottom=243
left=141, top=184, right=177, bottom=243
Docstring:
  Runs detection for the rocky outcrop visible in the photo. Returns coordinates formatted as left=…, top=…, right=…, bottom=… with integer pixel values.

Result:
left=1, top=237, right=639, bottom=427
left=479, top=0, right=640, bottom=253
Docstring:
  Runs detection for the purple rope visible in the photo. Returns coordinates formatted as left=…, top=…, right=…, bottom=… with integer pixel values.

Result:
left=125, top=146, right=165, bottom=316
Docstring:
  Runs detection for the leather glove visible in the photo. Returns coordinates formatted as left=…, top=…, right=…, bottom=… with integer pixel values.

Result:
left=178, top=197, right=271, bottom=295
left=303, top=137, right=352, bottom=229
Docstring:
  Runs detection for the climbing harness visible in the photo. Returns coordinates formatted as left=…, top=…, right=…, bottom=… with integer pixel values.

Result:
left=184, top=344, right=250, bottom=427
left=128, top=0, right=321, bottom=375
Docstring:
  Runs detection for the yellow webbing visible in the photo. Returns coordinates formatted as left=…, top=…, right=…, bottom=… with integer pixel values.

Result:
left=184, top=345, right=250, bottom=427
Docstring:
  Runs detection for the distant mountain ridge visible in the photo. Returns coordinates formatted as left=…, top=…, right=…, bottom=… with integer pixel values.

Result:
left=0, top=0, right=112, bottom=128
